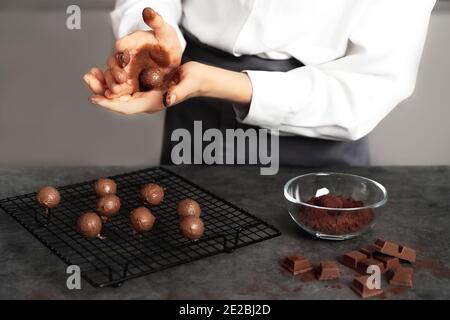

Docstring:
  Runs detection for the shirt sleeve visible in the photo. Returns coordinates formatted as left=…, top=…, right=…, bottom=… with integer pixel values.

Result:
left=110, top=0, right=186, bottom=50
left=237, top=0, right=436, bottom=141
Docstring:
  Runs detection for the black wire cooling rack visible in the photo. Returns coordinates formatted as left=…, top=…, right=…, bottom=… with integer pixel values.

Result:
left=0, top=167, right=281, bottom=288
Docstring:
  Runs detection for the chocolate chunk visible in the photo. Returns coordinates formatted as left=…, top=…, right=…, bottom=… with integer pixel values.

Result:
left=389, top=266, right=414, bottom=287
left=342, top=250, right=369, bottom=270
left=282, top=255, right=313, bottom=275
left=375, top=254, right=400, bottom=271
left=374, top=239, right=416, bottom=263
left=357, top=258, right=386, bottom=274
left=351, top=275, right=384, bottom=298
left=358, top=246, right=377, bottom=259
left=317, top=261, right=341, bottom=280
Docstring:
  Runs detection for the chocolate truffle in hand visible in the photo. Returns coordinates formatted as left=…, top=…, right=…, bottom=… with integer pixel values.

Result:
left=130, top=207, right=156, bottom=233
left=139, top=68, right=164, bottom=91
left=180, top=217, right=204, bottom=240
left=97, top=194, right=121, bottom=219
left=140, top=183, right=164, bottom=205
left=77, top=212, right=102, bottom=239
left=94, top=178, right=117, bottom=197
left=36, top=186, right=60, bottom=212
left=177, top=198, right=201, bottom=219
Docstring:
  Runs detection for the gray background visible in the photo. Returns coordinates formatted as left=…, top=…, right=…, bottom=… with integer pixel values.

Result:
left=1, top=0, right=449, bottom=167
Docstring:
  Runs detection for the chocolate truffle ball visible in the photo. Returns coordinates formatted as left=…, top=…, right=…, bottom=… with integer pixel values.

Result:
left=139, top=68, right=163, bottom=91
left=36, top=186, right=60, bottom=211
left=140, top=183, right=164, bottom=205
left=94, top=178, right=117, bottom=197
left=97, top=194, right=121, bottom=218
left=180, top=217, right=204, bottom=240
left=130, top=207, right=156, bottom=233
left=177, top=198, right=201, bottom=219
left=77, top=212, right=102, bottom=238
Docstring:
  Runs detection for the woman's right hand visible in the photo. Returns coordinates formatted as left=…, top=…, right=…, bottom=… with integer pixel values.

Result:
left=84, top=7, right=182, bottom=99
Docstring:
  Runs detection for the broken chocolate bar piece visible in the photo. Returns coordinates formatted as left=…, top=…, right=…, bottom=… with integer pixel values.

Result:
left=317, top=261, right=341, bottom=280
left=390, top=266, right=414, bottom=288
left=342, top=250, right=369, bottom=270
left=358, top=246, right=377, bottom=259
left=282, top=255, right=314, bottom=275
left=357, top=258, right=386, bottom=275
left=376, top=254, right=400, bottom=271
left=351, top=276, right=384, bottom=298
left=373, top=239, right=416, bottom=263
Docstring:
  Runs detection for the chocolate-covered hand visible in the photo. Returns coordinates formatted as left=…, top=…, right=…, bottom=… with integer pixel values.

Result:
left=103, top=7, right=182, bottom=98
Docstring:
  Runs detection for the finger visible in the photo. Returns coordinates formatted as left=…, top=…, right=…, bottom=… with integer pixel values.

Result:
left=142, top=7, right=172, bottom=41
left=104, top=86, right=127, bottom=99
left=115, top=33, right=152, bottom=52
left=164, top=78, right=196, bottom=107
left=112, top=67, right=127, bottom=84
left=89, top=67, right=106, bottom=84
left=104, top=69, right=115, bottom=88
left=104, top=69, right=124, bottom=94
left=114, top=50, right=131, bottom=68
left=83, top=73, right=105, bottom=95
left=104, top=89, right=116, bottom=99
left=90, top=95, right=134, bottom=115
left=107, top=56, right=128, bottom=83
left=90, top=95, right=149, bottom=115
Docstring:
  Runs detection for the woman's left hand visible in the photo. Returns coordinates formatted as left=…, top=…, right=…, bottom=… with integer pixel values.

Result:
left=83, top=67, right=165, bottom=115
left=89, top=90, right=165, bottom=115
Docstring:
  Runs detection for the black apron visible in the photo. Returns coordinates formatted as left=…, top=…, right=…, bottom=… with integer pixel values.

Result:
left=161, top=30, right=369, bottom=167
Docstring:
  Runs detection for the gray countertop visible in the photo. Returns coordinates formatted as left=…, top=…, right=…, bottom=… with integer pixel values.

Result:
left=0, top=166, right=449, bottom=300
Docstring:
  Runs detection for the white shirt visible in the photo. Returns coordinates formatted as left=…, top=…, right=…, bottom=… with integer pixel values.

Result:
left=111, top=0, right=435, bottom=141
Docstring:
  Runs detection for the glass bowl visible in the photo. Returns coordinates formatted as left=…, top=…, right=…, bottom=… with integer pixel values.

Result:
left=284, top=172, right=387, bottom=240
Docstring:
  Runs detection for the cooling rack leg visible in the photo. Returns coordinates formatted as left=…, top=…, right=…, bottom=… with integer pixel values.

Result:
left=34, top=208, right=51, bottom=227
left=223, top=229, right=242, bottom=253
left=112, top=282, right=124, bottom=288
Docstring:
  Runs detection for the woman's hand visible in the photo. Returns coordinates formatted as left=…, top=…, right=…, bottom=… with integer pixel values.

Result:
left=164, top=61, right=253, bottom=107
left=89, top=91, right=165, bottom=115
left=83, top=66, right=164, bottom=115
left=83, top=7, right=182, bottom=100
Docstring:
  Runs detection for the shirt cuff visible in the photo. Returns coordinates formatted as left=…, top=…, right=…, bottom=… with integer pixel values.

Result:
left=234, top=69, right=312, bottom=129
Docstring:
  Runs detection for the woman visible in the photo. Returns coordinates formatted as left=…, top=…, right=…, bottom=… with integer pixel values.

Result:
left=84, top=0, right=435, bottom=166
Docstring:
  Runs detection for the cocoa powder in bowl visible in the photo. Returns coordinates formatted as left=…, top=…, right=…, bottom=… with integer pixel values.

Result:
left=298, top=194, right=374, bottom=235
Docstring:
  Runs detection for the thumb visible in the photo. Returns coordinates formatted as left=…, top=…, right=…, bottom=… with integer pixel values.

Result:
left=142, top=8, right=171, bottom=40
left=164, top=79, right=196, bottom=107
